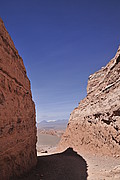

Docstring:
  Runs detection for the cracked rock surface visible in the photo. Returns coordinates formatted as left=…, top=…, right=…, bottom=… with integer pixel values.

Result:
left=0, top=18, right=37, bottom=179
left=59, top=46, right=120, bottom=156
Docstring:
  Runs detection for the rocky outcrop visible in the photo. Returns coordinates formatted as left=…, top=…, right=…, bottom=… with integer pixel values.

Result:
left=0, top=18, right=37, bottom=179
left=59, top=47, right=120, bottom=156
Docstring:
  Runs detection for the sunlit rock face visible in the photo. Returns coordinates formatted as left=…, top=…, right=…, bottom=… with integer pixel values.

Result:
left=0, top=18, right=37, bottom=179
left=59, top=46, right=120, bottom=156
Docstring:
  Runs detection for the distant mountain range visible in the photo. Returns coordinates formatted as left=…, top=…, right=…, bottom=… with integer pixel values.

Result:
left=37, top=119, right=68, bottom=130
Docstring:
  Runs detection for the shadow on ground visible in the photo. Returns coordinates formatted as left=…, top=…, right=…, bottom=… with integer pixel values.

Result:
left=17, top=148, right=88, bottom=180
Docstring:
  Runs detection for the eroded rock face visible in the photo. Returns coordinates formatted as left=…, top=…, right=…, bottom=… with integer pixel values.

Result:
left=59, top=47, right=120, bottom=156
left=0, top=18, right=37, bottom=179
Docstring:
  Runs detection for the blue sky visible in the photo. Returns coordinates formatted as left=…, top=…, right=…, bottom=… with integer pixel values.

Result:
left=0, top=0, right=120, bottom=122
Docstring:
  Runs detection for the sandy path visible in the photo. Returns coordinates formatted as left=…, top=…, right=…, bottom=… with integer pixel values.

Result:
left=76, top=150, right=120, bottom=180
left=14, top=148, right=87, bottom=180
left=11, top=147, right=120, bottom=180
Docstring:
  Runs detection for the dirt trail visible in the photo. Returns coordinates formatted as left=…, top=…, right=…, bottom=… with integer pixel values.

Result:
left=12, top=148, right=88, bottom=180
left=76, top=149, right=120, bottom=180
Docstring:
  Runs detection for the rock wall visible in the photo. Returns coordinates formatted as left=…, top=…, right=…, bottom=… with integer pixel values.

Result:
left=0, top=18, right=37, bottom=179
left=59, top=47, right=120, bottom=156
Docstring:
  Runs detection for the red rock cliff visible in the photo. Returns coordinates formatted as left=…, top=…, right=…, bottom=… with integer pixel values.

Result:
left=0, top=18, right=37, bottom=179
left=59, top=47, right=120, bottom=156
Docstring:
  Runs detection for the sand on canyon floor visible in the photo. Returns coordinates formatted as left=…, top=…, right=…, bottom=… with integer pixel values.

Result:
left=77, top=150, right=120, bottom=180
left=36, top=132, right=120, bottom=180
left=37, top=130, right=120, bottom=180
left=37, top=151, right=120, bottom=180
left=37, top=148, right=120, bottom=180
left=13, top=131, right=120, bottom=180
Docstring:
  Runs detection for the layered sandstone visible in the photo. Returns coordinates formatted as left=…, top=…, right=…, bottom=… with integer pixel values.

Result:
left=59, top=47, right=120, bottom=156
left=0, top=18, right=37, bottom=179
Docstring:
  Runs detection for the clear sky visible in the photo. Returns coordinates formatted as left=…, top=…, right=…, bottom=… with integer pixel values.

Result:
left=0, top=0, right=120, bottom=122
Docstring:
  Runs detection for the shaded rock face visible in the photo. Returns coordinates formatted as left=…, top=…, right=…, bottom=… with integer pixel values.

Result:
left=0, top=18, right=37, bottom=179
left=59, top=47, right=120, bottom=156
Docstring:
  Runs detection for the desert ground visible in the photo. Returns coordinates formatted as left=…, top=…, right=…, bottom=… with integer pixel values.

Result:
left=23, top=130, right=120, bottom=180
left=76, top=150, right=120, bottom=180
left=36, top=129, right=62, bottom=154
left=14, top=148, right=87, bottom=180
left=13, top=138, right=120, bottom=180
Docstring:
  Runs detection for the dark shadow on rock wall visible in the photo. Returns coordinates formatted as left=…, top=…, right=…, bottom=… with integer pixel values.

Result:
left=13, top=148, right=88, bottom=180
